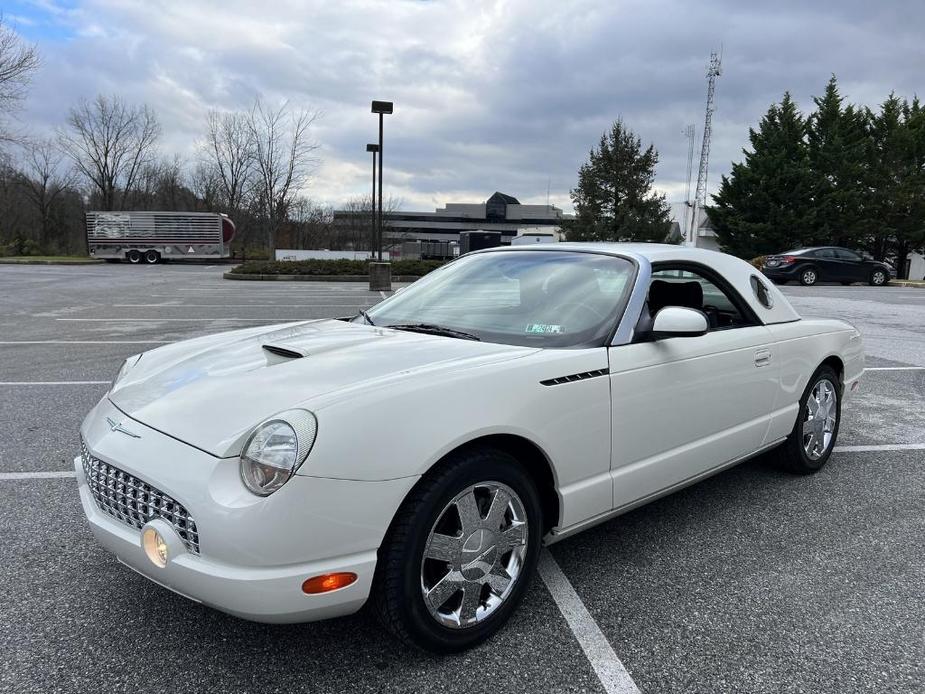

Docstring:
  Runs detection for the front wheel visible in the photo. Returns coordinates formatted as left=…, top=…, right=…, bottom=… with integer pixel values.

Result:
left=799, top=267, right=818, bottom=286
left=869, top=269, right=888, bottom=286
left=778, top=365, right=841, bottom=474
left=373, top=446, right=542, bottom=653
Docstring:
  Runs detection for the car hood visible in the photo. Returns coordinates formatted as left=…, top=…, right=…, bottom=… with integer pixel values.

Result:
left=109, top=319, right=535, bottom=457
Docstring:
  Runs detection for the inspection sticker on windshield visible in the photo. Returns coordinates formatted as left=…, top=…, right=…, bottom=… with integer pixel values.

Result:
left=526, top=323, right=563, bottom=334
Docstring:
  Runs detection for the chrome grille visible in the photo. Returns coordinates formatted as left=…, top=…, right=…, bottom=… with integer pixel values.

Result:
left=80, top=439, right=200, bottom=554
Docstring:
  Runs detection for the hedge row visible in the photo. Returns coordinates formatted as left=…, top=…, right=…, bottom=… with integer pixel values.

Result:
left=228, top=258, right=448, bottom=276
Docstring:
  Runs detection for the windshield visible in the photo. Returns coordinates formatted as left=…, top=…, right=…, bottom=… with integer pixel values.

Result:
left=363, top=250, right=636, bottom=347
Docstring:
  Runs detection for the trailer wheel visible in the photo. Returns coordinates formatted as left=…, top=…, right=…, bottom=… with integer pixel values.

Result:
left=144, top=250, right=161, bottom=264
left=126, top=250, right=142, bottom=264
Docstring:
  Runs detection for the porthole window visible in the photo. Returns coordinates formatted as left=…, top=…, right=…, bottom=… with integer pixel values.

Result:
left=750, top=275, right=774, bottom=309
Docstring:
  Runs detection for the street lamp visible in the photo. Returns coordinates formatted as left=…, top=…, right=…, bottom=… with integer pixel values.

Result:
left=365, top=143, right=379, bottom=257
left=371, top=100, right=393, bottom=261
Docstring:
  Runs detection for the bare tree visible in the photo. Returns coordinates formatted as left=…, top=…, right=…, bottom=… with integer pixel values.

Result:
left=204, top=110, right=253, bottom=213
left=59, top=94, right=160, bottom=210
left=16, top=138, right=76, bottom=247
left=245, top=97, right=320, bottom=256
left=0, top=16, right=39, bottom=142
left=188, top=160, right=222, bottom=211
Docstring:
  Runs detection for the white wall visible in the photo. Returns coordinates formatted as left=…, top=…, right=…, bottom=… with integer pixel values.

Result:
left=907, top=252, right=925, bottom=281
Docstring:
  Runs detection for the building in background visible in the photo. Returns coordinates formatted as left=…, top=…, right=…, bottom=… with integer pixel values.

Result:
left=668, top=202, right=720, bottom=251
left=333, top=191, right=571, bottom=250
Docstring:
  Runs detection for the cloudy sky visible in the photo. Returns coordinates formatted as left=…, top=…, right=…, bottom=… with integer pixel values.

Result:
left=5, top=0, right=924, bottom=216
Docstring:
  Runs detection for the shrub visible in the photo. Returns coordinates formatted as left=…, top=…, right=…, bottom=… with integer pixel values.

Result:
left=229, top=258, right=447, bottom=276
left=749, top=256, right=766, bottom=269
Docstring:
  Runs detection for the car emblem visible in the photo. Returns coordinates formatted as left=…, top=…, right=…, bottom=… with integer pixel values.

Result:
left=106, top=416, right=141, bottom=438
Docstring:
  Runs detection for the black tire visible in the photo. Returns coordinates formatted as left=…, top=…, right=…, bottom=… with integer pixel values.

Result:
left=373, top=446, right=543, bottom=653
left=144, top=250, right=160, bottom=264
left=126, top=250, right=142, bottom=264
left=778, top=364, right=842, bottom=474
left=869, top=269, right=888, bottom=286
left=799, top=267, right=819, bottom=286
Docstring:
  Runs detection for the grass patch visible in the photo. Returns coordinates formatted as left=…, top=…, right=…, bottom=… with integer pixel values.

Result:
left=229, top=258, right=447, bottom=276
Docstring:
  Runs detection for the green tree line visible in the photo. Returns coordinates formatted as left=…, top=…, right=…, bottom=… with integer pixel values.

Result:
left=709, top=76, right=925, bottom=277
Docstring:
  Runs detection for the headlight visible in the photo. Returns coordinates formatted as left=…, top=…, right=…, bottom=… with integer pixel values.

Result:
left=111, top=354, right=142, bottom=390
left=240, top=409, right=318, bottom=496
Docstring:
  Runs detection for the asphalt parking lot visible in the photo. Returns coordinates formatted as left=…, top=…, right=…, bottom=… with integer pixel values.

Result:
left=1, top=264, right=923, bottom=694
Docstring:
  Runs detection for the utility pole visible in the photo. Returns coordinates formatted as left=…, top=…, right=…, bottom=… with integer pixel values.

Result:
left=683, top=124, right=696, bottom=243
left=690, top=51, right=722, bottom=245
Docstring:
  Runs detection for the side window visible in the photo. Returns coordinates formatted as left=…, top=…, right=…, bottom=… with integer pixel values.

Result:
left=814, top=249, right=836, bottom=259
left=834, top=249, right=861, bottom=261
left=649, top=267, right=753, bottom=331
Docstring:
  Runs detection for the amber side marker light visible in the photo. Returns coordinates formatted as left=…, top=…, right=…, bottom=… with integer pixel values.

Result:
left=302, top=572, right=358, bottom=594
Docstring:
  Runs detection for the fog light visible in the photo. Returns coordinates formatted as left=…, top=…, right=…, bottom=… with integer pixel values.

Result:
left=142, top=527, right=169, bottom=568
left=302, top=572, right=357, bottom=594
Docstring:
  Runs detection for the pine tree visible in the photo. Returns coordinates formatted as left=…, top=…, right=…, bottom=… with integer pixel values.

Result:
left=863, top=96, right=925, bottom=276
left=709, top=93, right=815, bottom=258
left=805, top=76, right=869, bottom=247
left=564, top=120, right=671, bottom=242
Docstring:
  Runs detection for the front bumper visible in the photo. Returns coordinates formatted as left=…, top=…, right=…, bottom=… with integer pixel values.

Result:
left=77, top=397, right=417, bottom=623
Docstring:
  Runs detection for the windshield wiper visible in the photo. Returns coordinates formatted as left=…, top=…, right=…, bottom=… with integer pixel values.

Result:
left=358, top=309, right=375, bottom=326
left=386, top=323, right=481, bottom=341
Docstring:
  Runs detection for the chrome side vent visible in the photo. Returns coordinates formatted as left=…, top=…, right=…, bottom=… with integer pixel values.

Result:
left=262, top=344, right=306, bottom=360
left=540, top=369, right=609, bottom=387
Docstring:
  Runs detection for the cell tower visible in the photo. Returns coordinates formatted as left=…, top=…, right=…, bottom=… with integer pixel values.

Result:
left=690, top=51, right=722, bottom=244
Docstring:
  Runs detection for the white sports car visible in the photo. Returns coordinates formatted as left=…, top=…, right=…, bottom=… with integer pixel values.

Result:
left=76, top=243, right=864, bottom=652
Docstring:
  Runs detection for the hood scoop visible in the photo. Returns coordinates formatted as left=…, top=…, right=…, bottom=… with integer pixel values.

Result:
left=262, top=343, right=308, bottom=363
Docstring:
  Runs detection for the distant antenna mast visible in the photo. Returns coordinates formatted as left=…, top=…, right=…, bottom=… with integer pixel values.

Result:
left=546, top=177, right=551, bottom=208
left=683, top=124, right=696, bottom=237
left=690, top=51, right=722, bottom=244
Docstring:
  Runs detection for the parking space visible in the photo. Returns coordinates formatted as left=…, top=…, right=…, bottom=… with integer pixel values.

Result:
left=1, top=266, right=922, bottom=693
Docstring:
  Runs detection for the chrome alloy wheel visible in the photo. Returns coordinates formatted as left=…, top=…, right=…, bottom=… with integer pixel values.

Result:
left=802, top=269, right=817, bottom=285
left=420, top=481, right=528, bottom=629
left=871, top=270, right=887, bottom=285
left=802, top=378, right=837, bottom=460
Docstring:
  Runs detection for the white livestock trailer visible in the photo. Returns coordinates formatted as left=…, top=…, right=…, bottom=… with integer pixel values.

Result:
left=86, top=211, right=236, bottom=264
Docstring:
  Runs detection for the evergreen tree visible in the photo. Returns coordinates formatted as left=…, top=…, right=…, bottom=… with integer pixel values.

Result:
left=565, top=120, right=671, bottom=242
left=863, top=96, right=925, bottom=276
left=805, top=76, right=870, bottom=247
left=709, top=93, right=815, bottom=258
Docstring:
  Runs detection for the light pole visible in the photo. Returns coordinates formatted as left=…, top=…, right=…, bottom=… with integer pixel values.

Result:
left=370, top=100, right=393, bottom=261
left=365, top=143, right=379, bottom=256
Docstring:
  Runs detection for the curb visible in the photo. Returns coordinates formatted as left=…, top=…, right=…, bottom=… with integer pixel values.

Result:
left=223, top=272, right=422, bottom=282
left=0, top=258, right=102, bottom=265
left=889, top=280, right=925, bottom=288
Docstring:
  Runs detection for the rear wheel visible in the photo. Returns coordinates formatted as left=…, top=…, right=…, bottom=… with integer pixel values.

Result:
left=869, top=269, right=888, bottom=286
left=144, top=250, right=161, bottom=264
left=126, top=250, right=142, bottom=264
left=799, top=267, right=818, bottom=286
left=779, top=365, right=841, bottom=474
left=373, top=446, right=542, bottom=653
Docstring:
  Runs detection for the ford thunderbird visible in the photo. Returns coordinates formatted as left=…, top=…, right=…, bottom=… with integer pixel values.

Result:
left=76, top=243, right=864, bottom=652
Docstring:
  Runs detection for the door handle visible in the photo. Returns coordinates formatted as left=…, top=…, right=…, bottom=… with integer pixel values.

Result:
left=754, top=348, right=772, bottom=367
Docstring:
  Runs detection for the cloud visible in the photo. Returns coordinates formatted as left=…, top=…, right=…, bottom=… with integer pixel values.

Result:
left=12, top=0, right=925, bottom=213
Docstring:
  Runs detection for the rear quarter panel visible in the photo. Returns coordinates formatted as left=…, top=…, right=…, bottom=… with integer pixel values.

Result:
left=764, top=319, right=864, bottom=442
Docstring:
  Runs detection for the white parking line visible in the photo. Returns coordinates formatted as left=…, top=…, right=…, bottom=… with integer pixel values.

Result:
left=0, top=340, right=173, bottom=345
left=112, top=304, right=376, bottom=308
left=55, top=318, right=308, bottom=322
left=835, top=443, right=925, bottom=452
left=0, top=471, right=75, bottom=480
left=538, top=550, right=640, bottom=694
left=379, top=291, right=387, bottom=299
left=0, top=381, right=110, bottom=385
left=864, top=366, right=925, bottom=371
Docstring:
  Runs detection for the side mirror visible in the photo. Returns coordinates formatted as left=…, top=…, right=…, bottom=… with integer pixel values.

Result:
left=651, top=306, right=708, bottom=339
